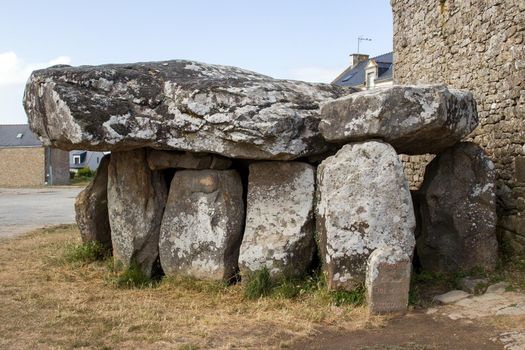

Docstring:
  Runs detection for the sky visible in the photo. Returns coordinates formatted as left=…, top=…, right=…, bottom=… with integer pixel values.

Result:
left=0, top=0, right=393, bottom=124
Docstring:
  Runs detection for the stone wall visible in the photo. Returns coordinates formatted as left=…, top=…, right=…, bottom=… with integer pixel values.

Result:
left=400, top=154, right=434, bottom=190
left=392, top=0, right=525, bottom=253
left=0, top=147, right=45, bottom=187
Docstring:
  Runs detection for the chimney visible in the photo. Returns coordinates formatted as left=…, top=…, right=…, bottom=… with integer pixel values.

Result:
left=350, top=53, right=369, bottom=68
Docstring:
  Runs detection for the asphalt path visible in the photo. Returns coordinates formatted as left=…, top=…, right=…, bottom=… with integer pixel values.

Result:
left=0, top=187, right=82, bottom=238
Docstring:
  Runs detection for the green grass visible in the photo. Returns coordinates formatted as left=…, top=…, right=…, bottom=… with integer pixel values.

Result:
left=112, top=262, right=155, bottom=289
left=64, top=241, right=109, bottom=264
left=243, top=267, right=273, bottom=299
left=329, top=285, right=366, bottom=306
left=242, top=268, right=365, bottom=306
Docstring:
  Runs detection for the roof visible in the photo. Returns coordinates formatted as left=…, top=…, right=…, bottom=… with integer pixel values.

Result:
left=0, top=124, right=42, bottom=147
left=332, top=52, right=393, bottom=87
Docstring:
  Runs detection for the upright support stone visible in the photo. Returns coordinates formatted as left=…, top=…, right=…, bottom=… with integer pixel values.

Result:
left=75, top=154, right=111, bottom=249
left=316, top=141, right=415, bottom=291
left=107, top=149, right=167, bottom=277
left=417, top=142, right=498, bottom=272
left=239, top=162, right=316, bottom=278
left=366, top=247, right=411, bottom=315
left=159, top=170, right=244, bottom=281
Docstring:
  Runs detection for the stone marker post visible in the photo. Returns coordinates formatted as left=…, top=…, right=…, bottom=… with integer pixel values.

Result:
left=366, top=247, right=412, bottom=315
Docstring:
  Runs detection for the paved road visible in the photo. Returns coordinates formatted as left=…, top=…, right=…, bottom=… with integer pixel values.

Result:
left=0, top=187, right=83, bottom=238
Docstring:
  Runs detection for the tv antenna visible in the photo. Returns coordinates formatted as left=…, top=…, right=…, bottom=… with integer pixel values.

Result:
left=357, top=36, right=372, bottom=54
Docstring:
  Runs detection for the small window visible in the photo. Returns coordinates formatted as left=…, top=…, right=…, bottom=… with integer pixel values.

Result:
left=73, top=155, right=81, bottom=165
left=97, top=157, right=100, bottom=163
left=16, top=133, right=23, bottom=139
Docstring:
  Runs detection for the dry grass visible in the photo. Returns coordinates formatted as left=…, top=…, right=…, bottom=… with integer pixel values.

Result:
left=0, top=225, right=387, bottom=350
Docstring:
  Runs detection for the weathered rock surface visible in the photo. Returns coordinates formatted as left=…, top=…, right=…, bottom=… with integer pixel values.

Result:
left=319, top=85, right=478, bottom=154
left=75, top=154, right=111, bottom=248
left=159, top=170, right=244, bottom=281
left=23, top=60, right=354, bottom=160
left=416, top=142, right=498, bottom=273
left=485, top=282, right=510, bottom=295
left=147, top=149, right=231, bottom=170
left=316, top=141, right=415, bottom=291
left=433, top=290, right=471, bottom=305
left=239, top=162, right=316, bottom=278
left=458, top=277, right=489, bottom=294
left=107, top=149, right=167, bottom=277
left=366, top=247, right=411, bottom=314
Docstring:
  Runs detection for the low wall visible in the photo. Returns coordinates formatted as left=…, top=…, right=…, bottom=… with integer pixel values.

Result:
left=0, top=147, right=45, bottom=187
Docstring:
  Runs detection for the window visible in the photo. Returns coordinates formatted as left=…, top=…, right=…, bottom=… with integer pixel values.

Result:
left=16, top=133, right=23, bottom=139
left=73, top=155, right=81, bottom=165
left=97, top=157, right=100, bottom=163
left=366, top=72, right=375, bottom=89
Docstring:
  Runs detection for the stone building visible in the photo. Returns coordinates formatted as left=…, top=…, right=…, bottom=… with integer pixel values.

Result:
left=391, top=0, right=525, bottom=253
left=0, top=124, right=70, bottom=187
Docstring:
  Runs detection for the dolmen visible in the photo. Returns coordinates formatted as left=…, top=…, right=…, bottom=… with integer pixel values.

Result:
left=24, top=59, right=498, bottom=315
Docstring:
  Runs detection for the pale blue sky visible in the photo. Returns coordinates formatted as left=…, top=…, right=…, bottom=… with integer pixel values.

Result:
left=0, top=0, right=392, bottom=124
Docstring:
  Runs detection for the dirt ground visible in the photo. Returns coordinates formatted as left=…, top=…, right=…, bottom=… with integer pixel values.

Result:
left=0, top=225, right=523, bottom=349
left=293, top=313, right=504, bottom=349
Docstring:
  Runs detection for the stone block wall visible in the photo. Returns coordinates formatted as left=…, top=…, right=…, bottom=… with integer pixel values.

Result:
left=0, top=147, right=45, bottom=187
left=400, top=154, right=434, bottom=190
left=392, top=0, right=525, bottom=253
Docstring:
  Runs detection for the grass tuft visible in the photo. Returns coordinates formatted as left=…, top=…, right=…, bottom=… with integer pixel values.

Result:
left=113, top=262, right=155, bottom=289
left=329, top=285, right=366, bottom=306
left=244, top=267, right=274, bottom=300
left=242, top=269, right=365, bottom=306
left=64, top=241, right=109, bottom=264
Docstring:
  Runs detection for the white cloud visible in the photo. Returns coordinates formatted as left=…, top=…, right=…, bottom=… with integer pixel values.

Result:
left=287, top=66, right=345, bottom=84
left=0, top=52, right=71, bottom=124
left=0, top=51, right=71, bottom=86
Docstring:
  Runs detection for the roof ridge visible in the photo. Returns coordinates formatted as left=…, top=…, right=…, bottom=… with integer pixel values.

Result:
left=371, top=51, right=393, bottom=59
left=0, top=124, right=30, bottom=126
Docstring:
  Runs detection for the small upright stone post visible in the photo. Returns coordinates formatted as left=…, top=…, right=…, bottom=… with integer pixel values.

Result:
left=366, top=247, right=411, bottom=315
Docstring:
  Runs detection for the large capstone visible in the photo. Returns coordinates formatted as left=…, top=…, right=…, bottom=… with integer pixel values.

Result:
left=23, top=60, right=354, bottom=160
left=159, top=169, right=244, bottom=281
left=316, top=141, right=415, bottom=291
left=239, top=162, right=316, bottom=278
left=75, top=154, right=111, bottom=249
left=416, top=142, right=498, bottom=272
left=319, top=85, right=478, bottom=154
left=107, top=149, right=167, bottom=277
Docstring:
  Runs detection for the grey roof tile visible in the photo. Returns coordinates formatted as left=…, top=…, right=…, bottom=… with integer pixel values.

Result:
left=0, top=124, right=42, bottom=147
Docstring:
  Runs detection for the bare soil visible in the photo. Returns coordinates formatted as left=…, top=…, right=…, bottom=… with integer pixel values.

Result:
left=292, top=312, right=503, bottom=349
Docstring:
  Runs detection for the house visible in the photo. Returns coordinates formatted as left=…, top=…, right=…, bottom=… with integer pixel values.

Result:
left=332, top=52, right=393, bottom=90
left=70, top=150, right=107, bottom=172
left=0, top=124, right=70, bottom=186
